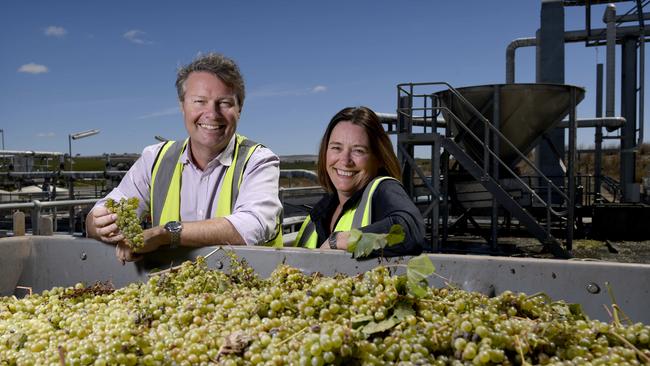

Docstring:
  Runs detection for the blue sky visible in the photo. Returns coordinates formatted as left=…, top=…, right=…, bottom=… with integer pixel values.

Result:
left=1, top=1, right=647, bottom=157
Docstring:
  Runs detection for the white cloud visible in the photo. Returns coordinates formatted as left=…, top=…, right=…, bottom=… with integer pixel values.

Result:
left=36, top=132, right=56, bottom=138
left=250, top=84, right=329, bottom=98
left=123, top=29, right=152, bottom=45
left=18, top=63, right=49, bottom=74
left=311, top=85, right=327, bottom=93
left=137, top=107, right=179, bottom=120
left=44, top=26, right=67, bottom=37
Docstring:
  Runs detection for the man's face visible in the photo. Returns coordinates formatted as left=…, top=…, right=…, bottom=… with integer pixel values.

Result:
left=181, top=71, right=240, bottom=161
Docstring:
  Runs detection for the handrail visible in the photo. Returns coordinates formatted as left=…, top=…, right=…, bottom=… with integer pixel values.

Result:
left=0, top=198, right=99, bottom=211
left=435, top=105, right=569, bottom=217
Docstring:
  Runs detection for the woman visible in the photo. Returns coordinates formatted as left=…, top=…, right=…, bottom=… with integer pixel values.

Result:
left=294, top=106, right=425, bottom=257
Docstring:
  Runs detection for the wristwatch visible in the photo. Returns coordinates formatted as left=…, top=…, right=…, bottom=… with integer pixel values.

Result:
left=164, top=221, right=183, bottom=249
left=329, top=231, right=340, bottom=250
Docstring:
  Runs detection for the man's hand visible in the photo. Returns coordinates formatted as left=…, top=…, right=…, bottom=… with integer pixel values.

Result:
left=133, top=226, right=168, bottom=254
left=90, top=206, right=124, bottom=244
left=115, top=242, right=141, bottom=263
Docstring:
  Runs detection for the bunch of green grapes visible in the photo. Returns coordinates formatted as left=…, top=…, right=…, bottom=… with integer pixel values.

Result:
left=105, top=197, right=144, bottom=250
left=1, top=256, right=649, bottom=365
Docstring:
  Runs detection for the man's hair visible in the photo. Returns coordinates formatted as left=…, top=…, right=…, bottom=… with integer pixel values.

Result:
left=316, top=106, right=402, bottom=193
left=175, top=52, right=245, bottom=110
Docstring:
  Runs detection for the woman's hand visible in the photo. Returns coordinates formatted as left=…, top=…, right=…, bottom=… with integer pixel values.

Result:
left=319, top=231, right=350, bottom=251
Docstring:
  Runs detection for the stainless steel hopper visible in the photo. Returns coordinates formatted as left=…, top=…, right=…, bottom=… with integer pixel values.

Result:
left=435, top=83, right=585, bottom=167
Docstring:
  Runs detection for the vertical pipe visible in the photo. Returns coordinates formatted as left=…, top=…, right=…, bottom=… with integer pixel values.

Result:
left=621, top=37, right=639, bottom=202
left=605, top=4, right=617, bottom=118
left=638, top=35, right=645, bottom=145
left=68, top=134, right=72, bottom=171
left=536, top=0, right=566, bottom=196
left=595, top=63, right=604, bottom=201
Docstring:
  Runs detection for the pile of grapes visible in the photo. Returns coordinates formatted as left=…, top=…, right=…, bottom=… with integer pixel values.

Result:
left=105, top=197, right=144, bottom=250
left=1, top=255, right=649, bottom=365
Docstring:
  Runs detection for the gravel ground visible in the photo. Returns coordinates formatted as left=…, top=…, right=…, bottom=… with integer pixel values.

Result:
left=569, top=239, right=650, bottom=264
left=494, top=237, right=650, bottom=264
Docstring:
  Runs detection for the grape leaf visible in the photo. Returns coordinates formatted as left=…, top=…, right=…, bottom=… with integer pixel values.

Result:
left=406, top=254, right=435, bottom=297
left=345, top=229, right=363, bottom=254
left=361, top=318, right=398, bottom=335
left=385, top=224, right=406, bottom=246
left=393, top=302, right=415, bottom=320
left=346, top=224, right=405, bottom=258
left=407, top=254, right=435, bottom=282
left=360, top=301, right=416, bottom=335
left=351, top=314, right=374, bottom=326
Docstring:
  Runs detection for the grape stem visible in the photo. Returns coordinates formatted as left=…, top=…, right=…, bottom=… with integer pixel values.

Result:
left=276, top=325, right=309, bottom=346
left=147, top=247, right=224, bottom=277
left=608, top=330, right=650, bottom=364
left=57, top=345, right=65, bottom=366
left=514, top=335, right=531, bottom=366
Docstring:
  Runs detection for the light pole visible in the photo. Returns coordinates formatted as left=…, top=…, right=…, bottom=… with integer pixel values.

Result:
left=0, top=129, right=4, bottom=150
left=68, top=129, right=100, bottom=171
left=67, top=128, right=99, bottom=235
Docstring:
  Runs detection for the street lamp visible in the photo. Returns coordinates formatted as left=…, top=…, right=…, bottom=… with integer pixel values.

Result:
left=68, top=129, right=100, bottom=171
left=154, top=135, right=168, bottom=142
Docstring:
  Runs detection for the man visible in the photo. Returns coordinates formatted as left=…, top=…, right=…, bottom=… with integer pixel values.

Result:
left=86, top=53, right=282, bottom=262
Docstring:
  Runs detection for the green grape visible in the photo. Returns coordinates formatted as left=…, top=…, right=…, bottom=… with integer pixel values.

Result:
left=1, top=253, right=649, bottom=365
left=105, top=197, right=145, bottom=250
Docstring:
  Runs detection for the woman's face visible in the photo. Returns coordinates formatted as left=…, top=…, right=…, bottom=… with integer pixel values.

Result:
left=326, top=121, right=380, bottom=201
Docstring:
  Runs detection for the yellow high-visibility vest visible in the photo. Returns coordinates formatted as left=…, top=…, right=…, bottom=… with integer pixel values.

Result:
left=294, top=176, right=395, bottom=248
left=150, top=134, right=283, bottom=247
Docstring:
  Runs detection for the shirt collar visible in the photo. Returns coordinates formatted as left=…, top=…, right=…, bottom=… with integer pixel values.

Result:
left=180, top=134, right=237, bottom=168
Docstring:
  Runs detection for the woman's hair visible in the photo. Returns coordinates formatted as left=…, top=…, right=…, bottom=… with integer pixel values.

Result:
left=316, top=106, right=402, bottom=192
left=175, top=52, right=245, bottom=110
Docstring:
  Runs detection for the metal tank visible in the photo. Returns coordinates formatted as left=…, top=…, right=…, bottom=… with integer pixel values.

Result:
left=1, top=236, right=649, bottom=324
left=434, top=83, right=585, bottom=167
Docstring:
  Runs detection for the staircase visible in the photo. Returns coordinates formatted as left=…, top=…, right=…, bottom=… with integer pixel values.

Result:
left=395, top=82, right=580, bottom=258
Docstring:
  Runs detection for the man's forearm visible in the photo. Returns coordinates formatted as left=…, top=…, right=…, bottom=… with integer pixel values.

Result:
left=180, top=217, right=246, bottom=247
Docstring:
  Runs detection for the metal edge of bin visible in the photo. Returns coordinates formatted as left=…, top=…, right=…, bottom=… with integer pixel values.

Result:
left=0, top=236, right=31, bottom=296
left=5, top=236, right=650, bottom=324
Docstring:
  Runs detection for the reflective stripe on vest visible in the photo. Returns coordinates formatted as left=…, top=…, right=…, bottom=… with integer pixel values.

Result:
left=295, top=176, right=395, bottom=248
left=150, top=134, right=283, bottom=247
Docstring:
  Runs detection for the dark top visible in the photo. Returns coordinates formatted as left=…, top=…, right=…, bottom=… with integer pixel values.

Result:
left=308, top=178, right=425, bottom=257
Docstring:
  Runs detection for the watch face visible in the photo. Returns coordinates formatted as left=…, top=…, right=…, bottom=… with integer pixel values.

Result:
left=165, top=221, right=182, bottom=232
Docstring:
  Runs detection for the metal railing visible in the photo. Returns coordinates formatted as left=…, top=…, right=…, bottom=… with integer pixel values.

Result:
left=0, top=186, right=325, bottom=236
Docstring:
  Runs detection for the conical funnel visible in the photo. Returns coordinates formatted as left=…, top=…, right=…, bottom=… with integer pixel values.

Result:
left=435, top=83, right=585, bottom=167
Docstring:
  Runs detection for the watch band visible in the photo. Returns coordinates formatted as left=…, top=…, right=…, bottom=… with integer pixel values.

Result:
left=329, top=231, right=339, bottom=250
left=169, top=231, right=181, bottom=249
left=164, top=221, right=182, bottom=249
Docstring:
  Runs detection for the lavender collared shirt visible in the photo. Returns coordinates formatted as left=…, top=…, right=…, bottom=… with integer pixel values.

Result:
left=91, top=135, right=282, bottom=245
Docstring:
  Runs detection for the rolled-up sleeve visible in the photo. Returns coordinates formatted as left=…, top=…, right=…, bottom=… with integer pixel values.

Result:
left=225, top=146, right=282, bottom=245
